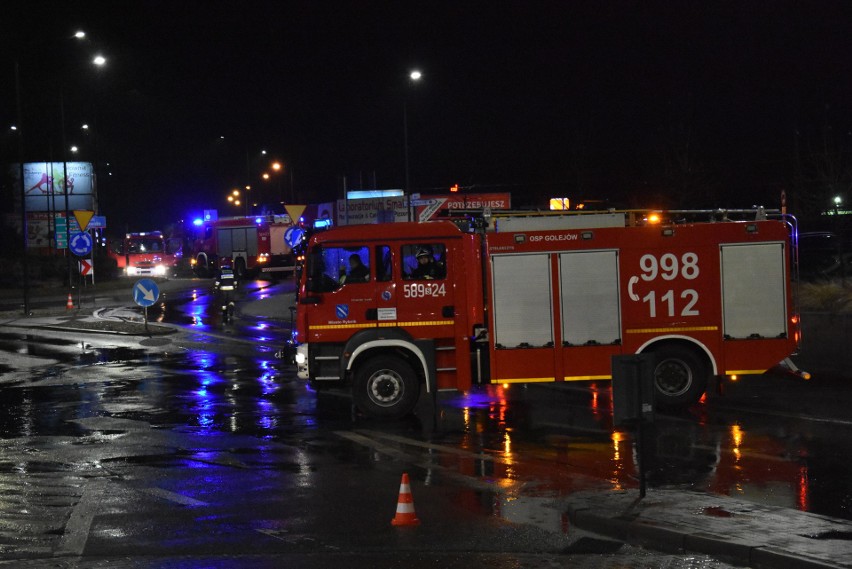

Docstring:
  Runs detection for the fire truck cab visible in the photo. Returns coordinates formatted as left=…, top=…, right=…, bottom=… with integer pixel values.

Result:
left=108, top=231, right=182, bottom=277
left=293, top=210, right=801, bottom=419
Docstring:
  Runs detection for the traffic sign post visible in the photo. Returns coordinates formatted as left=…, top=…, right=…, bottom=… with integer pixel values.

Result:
left=133, top=278, right=160, bottom=332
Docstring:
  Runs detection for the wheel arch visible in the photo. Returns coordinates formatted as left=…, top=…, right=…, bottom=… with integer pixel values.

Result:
left=195, top=252, right=216, bottom=278
left=634, top=334, right=718, bottom=376
left=343, top=329, right=433, bottom=393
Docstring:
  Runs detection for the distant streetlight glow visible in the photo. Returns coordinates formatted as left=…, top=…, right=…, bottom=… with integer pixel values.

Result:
left=410, top=70, right=422, bottom=81
left=834, top=196, right=843, bottom=206
left=74, top=31, right=86, bottom=39
left=93, top=55, right=106, bottom=66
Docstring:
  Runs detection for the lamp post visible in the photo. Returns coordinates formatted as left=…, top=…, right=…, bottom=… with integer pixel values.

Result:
left=60, top=53, right=106, bottom=294
left=14, top=59, right=30, bottom=315
left=13, top=30, right=103, bottom=314
left=403, top=70, right=422, bottom=221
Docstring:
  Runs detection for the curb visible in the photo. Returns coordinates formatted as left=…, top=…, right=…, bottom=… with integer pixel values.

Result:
left=565, top=503, right=847, bottom=569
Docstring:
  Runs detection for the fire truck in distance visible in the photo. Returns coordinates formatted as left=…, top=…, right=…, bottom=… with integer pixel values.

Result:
left=291, top=208, right=804, bottom=419
left=189, top=214, right=296, bottom=278
left=107, top=231, right=182, bottom=277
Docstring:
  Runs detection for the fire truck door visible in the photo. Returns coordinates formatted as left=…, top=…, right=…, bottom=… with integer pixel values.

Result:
left=303, top=245, right=375, bottom=343
left=385, top=242, right=454, bottom=339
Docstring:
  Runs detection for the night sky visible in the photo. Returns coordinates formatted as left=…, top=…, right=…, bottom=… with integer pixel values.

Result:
left=4, top=1, right=852, bottom=231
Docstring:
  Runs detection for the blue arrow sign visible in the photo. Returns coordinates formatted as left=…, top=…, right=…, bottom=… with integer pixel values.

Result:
left=133, top=278, right=160, bottom=307
left=69, top=231, right=93, bottom=256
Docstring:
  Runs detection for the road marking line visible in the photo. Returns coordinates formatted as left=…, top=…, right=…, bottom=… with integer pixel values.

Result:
left=144, top=487, right=208, bottom=506
left=56, top=479, right=104, bottom=556
left=334, top=431, right=520, bottom=493
left=356, top=430, right=496, bottom=461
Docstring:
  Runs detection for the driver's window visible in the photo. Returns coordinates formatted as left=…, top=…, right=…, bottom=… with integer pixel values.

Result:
left=307, top=245, right=370, bottom=292
left=109, top=240, right=125, bottom=255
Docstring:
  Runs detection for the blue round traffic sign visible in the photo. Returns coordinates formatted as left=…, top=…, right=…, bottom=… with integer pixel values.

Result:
left=284, top=226, right=305, bottom=248
left=69, top=231, right=93, bottom=256
left=133, top=278, right=160, bottom=307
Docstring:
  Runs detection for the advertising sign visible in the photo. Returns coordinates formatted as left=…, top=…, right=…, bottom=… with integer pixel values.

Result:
left=15, top=162, right=96, bottom=213
left=415, top=192, right=512, bottom=222
left=336, top=196, right=410, bottom=226
left=331, top=192, right=512, bottom=226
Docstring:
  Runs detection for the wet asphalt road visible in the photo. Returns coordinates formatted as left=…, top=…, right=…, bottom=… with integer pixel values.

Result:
left=0, top=277, right=848, bottom=567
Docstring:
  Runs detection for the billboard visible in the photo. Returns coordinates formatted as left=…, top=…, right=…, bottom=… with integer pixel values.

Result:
left=336, top=196, right=409, bottom=225
left=16, top=162, right=96, bottom=213
left=415, top=192, right=512, bottom=222
left=332, top=192, right=513, bottom=226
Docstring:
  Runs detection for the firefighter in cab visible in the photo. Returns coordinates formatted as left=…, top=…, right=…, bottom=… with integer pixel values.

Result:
left=343, top=253, right=369, bottom=283
left=411, top=247, right=442, bottom=280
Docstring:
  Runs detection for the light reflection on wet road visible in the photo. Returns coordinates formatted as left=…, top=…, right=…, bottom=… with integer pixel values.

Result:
left=0, top=277, right=849, bottom=563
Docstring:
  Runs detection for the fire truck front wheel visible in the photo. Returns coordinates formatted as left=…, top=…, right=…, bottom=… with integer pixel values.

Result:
left=651, top=346, right=708, bottom=408
left=353, top=355, right=419, bottom=419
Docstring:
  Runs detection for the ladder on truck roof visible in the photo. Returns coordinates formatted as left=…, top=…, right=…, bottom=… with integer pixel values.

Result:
left=444, top=206, right=790, bottom=232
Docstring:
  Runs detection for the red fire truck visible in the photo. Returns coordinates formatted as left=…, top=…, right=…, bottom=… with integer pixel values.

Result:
left=189, top=214, right=295, bottom=278
left=291, top=209, right=803, bottom=418
left=107, top=231, right=182, bottom=277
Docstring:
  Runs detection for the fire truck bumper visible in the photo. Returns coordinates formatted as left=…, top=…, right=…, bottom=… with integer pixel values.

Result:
left=777, top=357, right=811, bottom=380
left=294, top=344, right=309, bottom=379
left=276, top=341, right=308, bottom=379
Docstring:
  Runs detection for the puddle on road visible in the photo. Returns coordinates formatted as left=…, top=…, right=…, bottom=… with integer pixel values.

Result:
left=702, top=506, right=734, bottom=517
left=804, top=530, right=852, bottom=540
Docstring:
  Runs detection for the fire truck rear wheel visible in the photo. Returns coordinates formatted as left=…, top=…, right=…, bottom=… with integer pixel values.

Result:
left=353, top=355, right=419, bottom=419
left=652, top=346, right=708, bottom=408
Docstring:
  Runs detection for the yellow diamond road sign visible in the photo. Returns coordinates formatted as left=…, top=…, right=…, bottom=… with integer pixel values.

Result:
left=73, top=210, right=95, bottom=231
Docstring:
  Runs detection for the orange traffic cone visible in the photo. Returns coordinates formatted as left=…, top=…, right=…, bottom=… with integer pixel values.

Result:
left=391, top=472, right=420, bottom=526
left=66, top=293, right=74, bottom=310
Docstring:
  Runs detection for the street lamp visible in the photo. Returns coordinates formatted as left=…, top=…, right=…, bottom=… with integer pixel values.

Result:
left=404, top=69, right=422, bottom=221
left=13, top=30, right=98, bottom=314
left=60, top=51, right=106, bottom=292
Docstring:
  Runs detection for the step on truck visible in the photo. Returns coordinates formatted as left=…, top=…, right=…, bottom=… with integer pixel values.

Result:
left=290, top=208, right=803, bottom=419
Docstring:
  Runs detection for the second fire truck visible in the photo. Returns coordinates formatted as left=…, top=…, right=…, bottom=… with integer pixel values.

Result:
left=291, top=209, right=803, bottom=418
left=107, top=231, right=182, bottom=277
left=189, top=214, right=296, bottom=278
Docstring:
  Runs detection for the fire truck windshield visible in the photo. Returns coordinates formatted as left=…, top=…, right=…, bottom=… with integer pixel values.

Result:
left=306, top=245, right=369, bottom=292
left=128, top=238, right=163, bottom=253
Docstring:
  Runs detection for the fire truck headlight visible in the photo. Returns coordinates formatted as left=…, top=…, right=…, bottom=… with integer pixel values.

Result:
left=125, top=267, right=137, bottom=276
left=153, top=264, right=167, bottom=276
left=295, top=352, right=306, bottom=365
